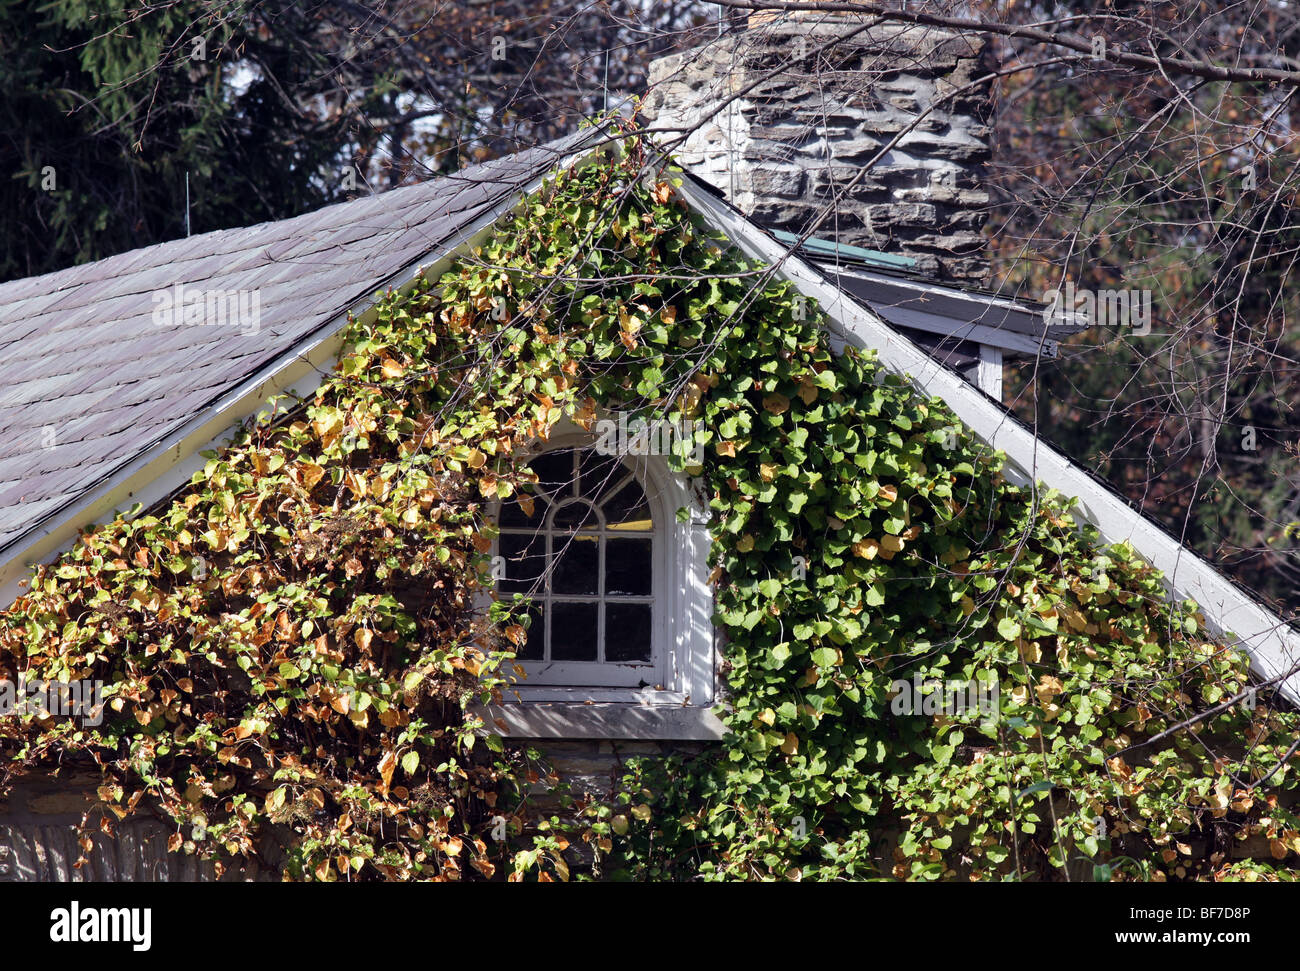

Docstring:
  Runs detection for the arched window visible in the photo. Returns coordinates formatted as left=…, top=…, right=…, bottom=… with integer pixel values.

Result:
left=487, top=424, right=718, bottom=736
left=497, top=444, right=657, bottom=686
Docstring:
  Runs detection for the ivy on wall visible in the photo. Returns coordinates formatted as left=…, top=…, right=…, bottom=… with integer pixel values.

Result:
left=3, top=125, right=1300, bottom=881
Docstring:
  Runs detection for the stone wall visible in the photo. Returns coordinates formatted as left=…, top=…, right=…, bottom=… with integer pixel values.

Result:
left=642, top=17, right=994, bottom=283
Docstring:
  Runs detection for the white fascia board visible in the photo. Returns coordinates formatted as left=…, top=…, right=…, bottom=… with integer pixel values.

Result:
left=681, top=179, right=1300, bottom=705
left=879, top=304, right=1058, bottom=358
left=0, top=148, right=599, bottom=610
left=839, top=264, right=1086, bottom=335
left=849, top=266, right=1037, bottom=315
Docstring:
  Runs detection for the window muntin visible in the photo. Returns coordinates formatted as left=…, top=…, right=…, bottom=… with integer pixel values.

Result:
left=497, top=445, right=656, bottom=684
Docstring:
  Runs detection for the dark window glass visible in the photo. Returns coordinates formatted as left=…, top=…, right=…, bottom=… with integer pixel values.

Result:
left=498, top=532, right=546, bottom=593
left=578, top=450, right=626, bottom=500
left=500, top=495, right=546, bottom=528
left=551, top=602, right=598, bottom=661
left=604, top=481, right=651, bottom=527
left=552, top=534, right=599, bottom=595
left=497, top=444, right=656, bottom=670
left=552, top=500, right=597, bottom=530
left=530, top=449, right=576, bottom=498
left=606, top=604, right=652, bottom=663
left=606, top=538, right=652, bottom=595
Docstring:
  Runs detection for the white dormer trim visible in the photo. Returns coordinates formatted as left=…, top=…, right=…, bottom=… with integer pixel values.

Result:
left=482, top=421, right=723, bottom=741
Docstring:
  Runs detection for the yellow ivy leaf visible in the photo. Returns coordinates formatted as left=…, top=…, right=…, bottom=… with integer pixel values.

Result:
left=378, top=750, right=397, bottom=793
left=1035, top=676, right=1064, bottom=704
left=295, top=462, right=325, bottom=492
left=852, top=538, right=879, bottom=560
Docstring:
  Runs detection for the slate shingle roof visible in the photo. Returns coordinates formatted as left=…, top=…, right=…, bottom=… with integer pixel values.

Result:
left=0, top=131, right=596, bottom=558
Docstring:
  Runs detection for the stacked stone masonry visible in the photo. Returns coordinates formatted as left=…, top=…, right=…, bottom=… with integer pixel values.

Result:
left=643, top=19, right=994, bottom=283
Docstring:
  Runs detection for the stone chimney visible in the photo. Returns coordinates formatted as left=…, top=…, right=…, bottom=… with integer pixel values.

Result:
left=641, top=14, right=994, bottom=284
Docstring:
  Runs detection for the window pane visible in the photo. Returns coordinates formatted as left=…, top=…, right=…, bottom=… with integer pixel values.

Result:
left=552, top=500, right=597, bottom=530
left=552, top=533, right=598, bottom=594
left=606, top=538, right=652, bottom=595
left=551, top=602, right=598, bottom=661
left=500, top=494, right=546, bottom=528
left=578, top=450, right=626, bottom=500
left=498, top=532, right=546, bottom=593
left=515, top=603, right=544, bottom=661
left=602, top=478, right=651, bottom=528
left=530, top=449, right=576, bottom=497
left=606, top=604, right=652, bottom=663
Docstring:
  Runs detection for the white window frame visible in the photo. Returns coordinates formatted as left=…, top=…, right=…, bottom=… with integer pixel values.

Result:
left=498, top=434, right=662, bottom=689
left=481, top=419, right=721, bottom=738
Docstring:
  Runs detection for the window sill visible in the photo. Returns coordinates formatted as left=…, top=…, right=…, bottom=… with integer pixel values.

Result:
left=506, top=686, right=686, bottom=704
left=477, top=700, right=726, bottom=740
